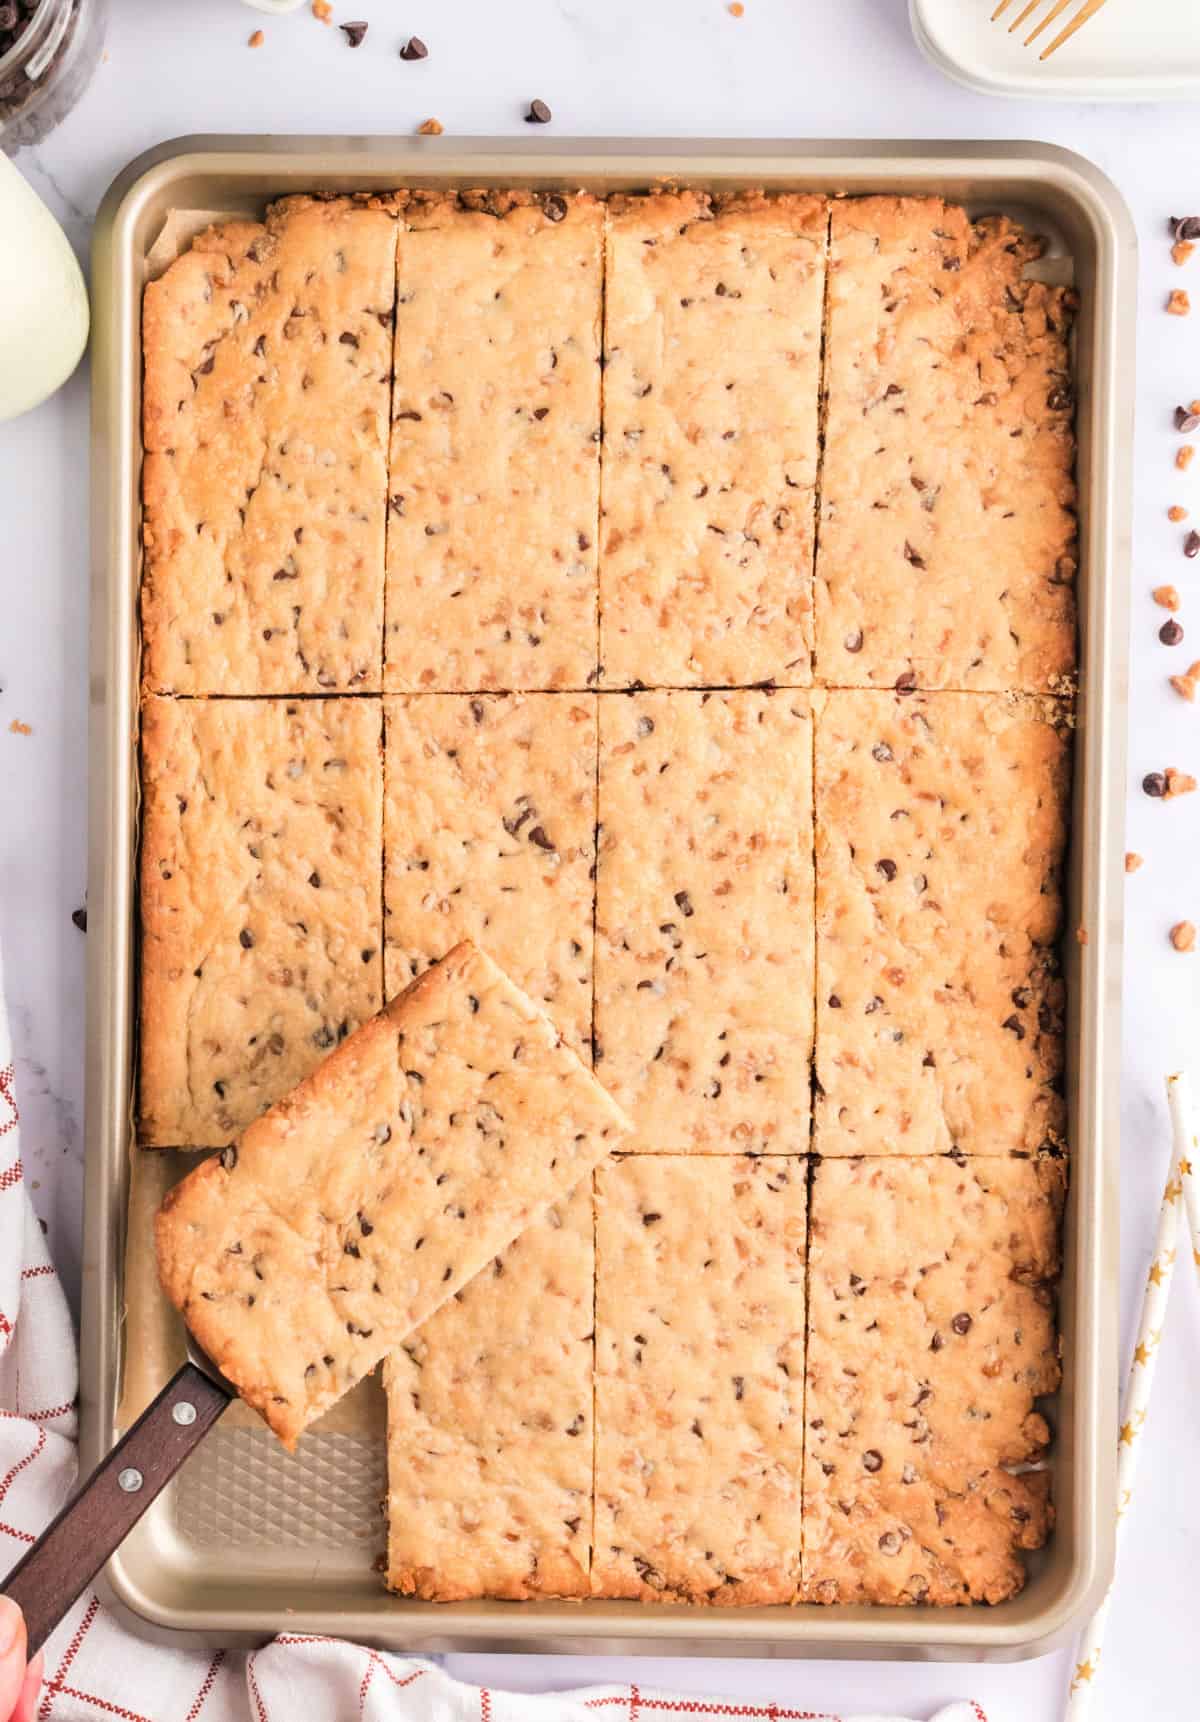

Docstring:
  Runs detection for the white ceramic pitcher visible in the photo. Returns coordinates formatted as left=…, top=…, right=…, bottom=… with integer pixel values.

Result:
left=0, top=153, right=89, bottom=422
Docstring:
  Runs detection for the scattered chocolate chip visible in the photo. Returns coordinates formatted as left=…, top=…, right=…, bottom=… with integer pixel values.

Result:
left=1185, top=531, right=1200, bottom=559
left=1143, top=772, right=1167, bottom=798
left=71, top=907, right=87, bottom=933
left=1161, top=618, right=1185, bottom=646
left=1173, top=216, right=1200, bottom=244
left=339, top=20, right=368, bottom=45
left=1175, top=405, right=1200, bottom=433
left=525, top=98, right=552, bottom=124
left=399, top=34, right=428, bottom=59
left=951, top=1311, right=973, bottom=1335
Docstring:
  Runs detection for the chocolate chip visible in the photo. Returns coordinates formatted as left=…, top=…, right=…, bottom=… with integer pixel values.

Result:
left=359, top=1213, right=374, bottom=1235
left=527, top=824, right=555, bottom=851
left=1161, top=618, right=1185, bottom=646
left=903, top=541, right=926, bottom=569
left=1002, top=1013, right=1026, bottom=1040
left=1173, top=216, right=1200, bottom=243
left=1047, top=385, right=1073, bottom=413
left=878, top=1530, right=902, bottom=1555
left=828, top=994, right=842, bottom=1009
left=872, top=742, right=893, bottom=762
left=313, top=1025, right=336, bottom=1049
left=636, top=715, right=655, bottom=737
left=642, top=1211, right=662, bottom=1226
left=339, top=20, right=368, bottom=45
left=952, top=1311, right=973, bottom=1335
left=1176, top=405, right=1200, bottom=433
left=1185, top=531, right=1200, bottom=559
left=1012, top=986, right=1032, bottom=1008
left=844, top=629, right=864, bottom=653
left=309, top=871, right=322, bottom=888
left=674, top=889, right=695, bottom=917
left=1143, top=772, right=1167, bottom=798
left=71, top=907, right=87, bottom=932
left=399, top=34, right=428, bottom=58
left=862, top=1449, right=883, bottom=1473
left=930, top=1331, right=944, bottom=1352
left=526, top=99, right=552, bottom=124
left=542, top=194, right=566, bottom=222
left=239, top=928, right=254, bottom=949
left=220, top=1146, right=238, bottom=1172
left=732, top=1376, right=745, bottom=1400
left=894, top=671, right=917, bottom=693
left=875, top=858, right=897, bottom=882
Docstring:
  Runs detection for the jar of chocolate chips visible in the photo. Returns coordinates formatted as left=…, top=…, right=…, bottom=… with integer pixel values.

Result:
left=0, top=0, right=107, bottom=153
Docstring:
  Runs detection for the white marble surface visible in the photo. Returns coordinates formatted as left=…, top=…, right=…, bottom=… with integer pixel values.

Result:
left=2, top=1, right=1199, bottom=1715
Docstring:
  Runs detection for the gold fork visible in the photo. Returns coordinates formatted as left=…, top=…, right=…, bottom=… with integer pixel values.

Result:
left=990, top=0, right=1109, bottom=60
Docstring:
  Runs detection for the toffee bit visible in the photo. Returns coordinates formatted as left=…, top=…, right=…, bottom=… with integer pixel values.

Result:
left=417, top=117, right=443, bottom=135
left=1171, top=921, right=1197, bottom=953
left=1180, top=445, right=1197, bottom=471
left=1168, top=290, right=1192, bottom=317
left=1164, top=767, right=1198, bottom=799
left=311, top=0, right=332, bottom=20
left=1153, top=585, right=1181, bottom=610
left=1174, top=241, right=1196, bottom=268
left=248, top=28, right=265, bottom=47
left=1169, top=506, right=1189, bottom=522
left=525, top=98, right=552, bottom=124
left=1124, top=852, right=1143, bottom=874
left=1170, top=670, right=1198, bottom=702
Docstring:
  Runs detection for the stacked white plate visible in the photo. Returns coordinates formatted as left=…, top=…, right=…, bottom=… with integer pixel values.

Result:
left=910, top=0, right=1200, bottom=100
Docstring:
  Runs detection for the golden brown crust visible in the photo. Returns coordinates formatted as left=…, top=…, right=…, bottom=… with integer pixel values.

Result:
left=600, top=192, right=827, bottom=688
left=815, top=196, right=1077, bottom=693
left=384, top=1183, right=593, bottom=1601
left=595, top=689, right=814, bottom=1153
left=592, top=1156, right=806, bottom=1604
left=155, top=941, right=631, bottom=1448
left=142, top=196, right=397, bottom=695
left=814, top=689, right=1070, bottom=1157
left=802, top=1156, right=1064, bottom=1606
left=383, top=694, right=595, bottom=1059
left=138, top=695, right=384, bottom=1148
left=384, top=193, right=602, bottom=692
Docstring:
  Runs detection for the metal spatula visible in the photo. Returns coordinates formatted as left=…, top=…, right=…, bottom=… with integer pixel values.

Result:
left=2, top=1340, right=233, bottom=1655
left=991, top=0, right=1110, bottom=59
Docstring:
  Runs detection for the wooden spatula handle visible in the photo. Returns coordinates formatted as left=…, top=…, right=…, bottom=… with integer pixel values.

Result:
left=2, top=1362, right=230, bottom=1655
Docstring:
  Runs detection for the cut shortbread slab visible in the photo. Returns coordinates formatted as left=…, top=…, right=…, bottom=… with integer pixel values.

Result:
left=156, top=941, right=630, bottom=1448
left=600, top=191, right=826, bottom=688
left=803, top=1155, right=1063, bottom=1606
left=383, top=1182, right=594, bottom=1600
left=592, top=1155, right=807, bottom=1603
left=142, top=196, right=398, bottom=696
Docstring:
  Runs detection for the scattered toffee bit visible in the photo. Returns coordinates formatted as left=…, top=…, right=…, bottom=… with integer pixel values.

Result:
left=1172, top=216, right=1200, bottom=244
left=71, top=906, right=87, bottom=932
left=248, top=28, right=265, bottom=47
left=1168, top=290, right=1192, bottom=317
left=1154, top=585, right=1181, bottom=610
left=1166, top=767, right=1198, bottom=798
left=1169, top=506, right=1189, bottom=522
left=1175, top=405, right=1200, bottom=433
left=1143, top=771, right=1167, bottom=798
left=399, top=35, right=428, bottom=59
left=1185, top=530, right=1200, bottom=559
left=312, top=0, right=333, bottom=20
left=1169, top=661, right=1200, bottom=701
left=1174, top=242, right=1196, bottom=268
left=1160, top=618, right=1185, bottom=647
left=729, top=1, right=745, bottom=12
left=1124, top=852, right=1143, bottom=874
left=8, top=719, right=31, bottom=736
left=339, top=19, right=368, bottom=44
left=417, top=117, right=443, bottom=135
left=1180, top=446, right=1198, bottom=472
left=525, top=98, right=552, bottom=124
left=1171, top=921, right=1197, bottom=953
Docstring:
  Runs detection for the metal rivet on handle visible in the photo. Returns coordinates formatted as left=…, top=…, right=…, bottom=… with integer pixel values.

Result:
left=172, top=1401, right=197, bottom=1426
left=117, top=1467, right=144, bottom=1493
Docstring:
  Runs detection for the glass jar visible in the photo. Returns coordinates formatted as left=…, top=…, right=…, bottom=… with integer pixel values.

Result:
left=0, top=0, right=107, bottom=155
